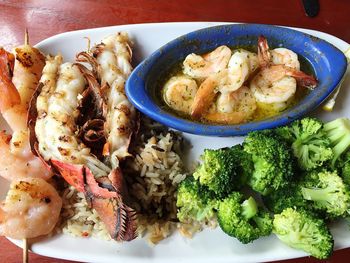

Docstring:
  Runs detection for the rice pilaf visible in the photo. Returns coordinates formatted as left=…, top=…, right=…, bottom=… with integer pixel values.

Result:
left=57, top=118, right=189, bottom=244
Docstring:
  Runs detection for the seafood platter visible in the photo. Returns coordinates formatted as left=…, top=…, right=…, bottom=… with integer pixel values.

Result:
left=0, top=22, right=350, bottom=262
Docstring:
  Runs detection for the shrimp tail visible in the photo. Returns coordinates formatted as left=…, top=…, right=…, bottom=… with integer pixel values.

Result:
left=287, top=69, right=318, bottom=89
left=191, top=76, right=218, bottom=119
left=204, top=111, right=246, bottom=124
left=0, top=48, right=21, bottom=112
left=257, top=35, right=271, bottom=68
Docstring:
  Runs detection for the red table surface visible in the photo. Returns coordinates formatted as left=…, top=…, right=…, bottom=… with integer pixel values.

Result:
left=0, top=0, right=349, bottom=262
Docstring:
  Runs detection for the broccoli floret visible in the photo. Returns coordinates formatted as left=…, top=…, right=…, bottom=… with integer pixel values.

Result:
left=300, top=170, right=350, bottom=218
left=193, top=145, right=253, bottom=197
left=264, top=169, right=350, bottom=218
left=276, top=118, right=333, bottom=170
left=343, top=161, right=350, bottom=185
left=341, top=151, right=350, bottom=185
left=176, top=176, right=218, bottom=224
left=334, top=150, right=350, bottom=186
left=323, top=118, right=350, bottom=166
left=243, top=130, right=295, bottom=195
left=263, top=183, right=307, bottom=214
left=273, top=207, right=333, bottom=259
left=217, top=192, right=272, bottom=244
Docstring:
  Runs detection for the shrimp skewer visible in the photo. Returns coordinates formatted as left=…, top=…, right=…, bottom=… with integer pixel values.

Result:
left=0, top=178, right=62, bottom=239
left=0, top=37, right=50, bottom=181
left=12, top=30, right=46, bottom=109
left=0, top=35, right=60, bottom=261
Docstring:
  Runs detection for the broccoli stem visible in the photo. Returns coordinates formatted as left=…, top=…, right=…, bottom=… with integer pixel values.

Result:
left=301, top=187, right=332, bottom=202
left=241, top=197, right=258, bottom=220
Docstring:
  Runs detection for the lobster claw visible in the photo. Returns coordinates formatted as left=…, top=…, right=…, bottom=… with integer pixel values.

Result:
left=50, top=160, right=137, bottom=241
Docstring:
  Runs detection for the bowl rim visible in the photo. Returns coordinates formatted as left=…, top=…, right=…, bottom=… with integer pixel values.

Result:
left=126, top=23, right=348, bottom=136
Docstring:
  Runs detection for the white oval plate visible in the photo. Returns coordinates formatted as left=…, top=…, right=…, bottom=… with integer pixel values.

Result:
left=1, top=22, right=350, bottom=263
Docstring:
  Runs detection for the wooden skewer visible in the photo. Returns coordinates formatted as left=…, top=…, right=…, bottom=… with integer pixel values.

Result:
left=22, top=29, right=30, bottom=263
left=24, top=28, right=29, bottom=46
left=23, top=238, right=28, bottom=263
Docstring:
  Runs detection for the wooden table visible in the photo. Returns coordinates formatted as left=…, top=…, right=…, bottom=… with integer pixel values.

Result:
left=0, top=0, right=349, bottom=262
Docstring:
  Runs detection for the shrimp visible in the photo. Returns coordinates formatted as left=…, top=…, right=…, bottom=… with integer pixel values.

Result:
left=257, top=36, right=300, bottom=69
left=219, top=49, right=258, bottom=93
left=217, top=86, right=256, bottom=115
left=204, top=86, right=256, bottom=124
left=250, top=66, right=297, bottom=110
left=0, top=132, right=50, bottom=180
left=0, top=178, right=62, bottom=239
left=0, top=48, right=23, bottom=130
left=12, top=41, right=46, bottom=109
left=191, top=70, right=227, bottom=119
left=251, top=65, right=317, bottom=110
left=191, top=49, right=258, bottom=119
left=271, top=48, right=300, bottom=70
left=163, top=75, right=198, bottom=115
left=183, top=45, right=232, bottom=80
left=251, top=36, right=317, bottom=111
left=0, top=46, right=51, bottom=181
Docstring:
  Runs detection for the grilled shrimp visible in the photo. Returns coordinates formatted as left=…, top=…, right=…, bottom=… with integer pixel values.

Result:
left=12, top=42, right=46, bottom=109
left=163, top=75, right=198, bottom=115
left=0, top=46, right=51, bottom=181
left=0, top=178, right=62, bottom=239
left=183, top=45, right=232, bottom=80
left=251, top=36, right=317, bottom=111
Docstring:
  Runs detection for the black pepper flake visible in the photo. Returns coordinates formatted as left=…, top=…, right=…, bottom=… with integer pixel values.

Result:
left=151, top=145, right=165, bottom=152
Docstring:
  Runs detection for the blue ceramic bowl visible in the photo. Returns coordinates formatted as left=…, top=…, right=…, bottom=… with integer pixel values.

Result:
left=125, top=24, right=347, bottom=136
